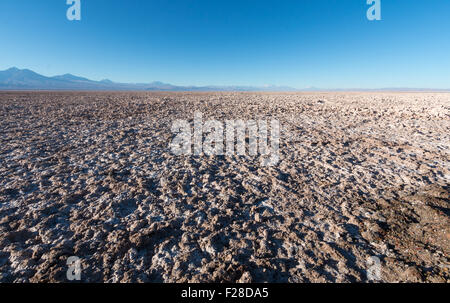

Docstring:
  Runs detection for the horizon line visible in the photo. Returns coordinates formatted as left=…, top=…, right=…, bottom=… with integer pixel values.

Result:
left=2, top=67, right=450, bottom=92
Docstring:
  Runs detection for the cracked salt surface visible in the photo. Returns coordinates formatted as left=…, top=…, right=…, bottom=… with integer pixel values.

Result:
left=0, top=91, right=448, bottom=282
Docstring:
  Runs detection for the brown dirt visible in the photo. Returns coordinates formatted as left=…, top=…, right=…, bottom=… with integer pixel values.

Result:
left=0, top=91, right=448, bottom=282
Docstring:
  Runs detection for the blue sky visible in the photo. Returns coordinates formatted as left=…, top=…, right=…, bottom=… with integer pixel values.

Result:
left=1, top=0, right=449, bottom=88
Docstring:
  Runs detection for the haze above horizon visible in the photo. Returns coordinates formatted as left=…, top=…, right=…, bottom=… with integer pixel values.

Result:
left=1, top=0, right=449, bottom=89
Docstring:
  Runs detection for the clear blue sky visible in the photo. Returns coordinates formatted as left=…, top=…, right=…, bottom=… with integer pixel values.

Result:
left=1, top=0, right=449, bottom=88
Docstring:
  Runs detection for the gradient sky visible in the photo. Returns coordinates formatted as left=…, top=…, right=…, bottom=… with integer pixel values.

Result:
left=1, top=0, right=449, bottom=88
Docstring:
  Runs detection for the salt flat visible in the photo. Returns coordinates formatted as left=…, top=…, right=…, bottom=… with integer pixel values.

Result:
left=0, top=91, right=448, bottom=282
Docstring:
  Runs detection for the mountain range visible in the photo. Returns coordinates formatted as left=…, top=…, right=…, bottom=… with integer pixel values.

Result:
left=0, top=67, right=298, bottom=91
left=0, top=67, right=448, bottom=92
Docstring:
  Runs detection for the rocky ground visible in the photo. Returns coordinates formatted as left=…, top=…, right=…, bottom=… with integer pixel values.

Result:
left=0, top=91, right=449, bottom=283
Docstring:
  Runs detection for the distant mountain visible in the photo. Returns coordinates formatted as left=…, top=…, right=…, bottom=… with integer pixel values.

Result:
left=0, top=67, right=299, bottom=91
left=0, top=67, right=143, bottom=90
left=0, top=67, right=50, bottom=85
left=0, top=67, right=448, bottom=92
left=52, top=73, right=91, bottom=82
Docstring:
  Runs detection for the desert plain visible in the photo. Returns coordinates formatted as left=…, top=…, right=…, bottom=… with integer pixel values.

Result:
left=0, top=91, right=448, bottom=282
